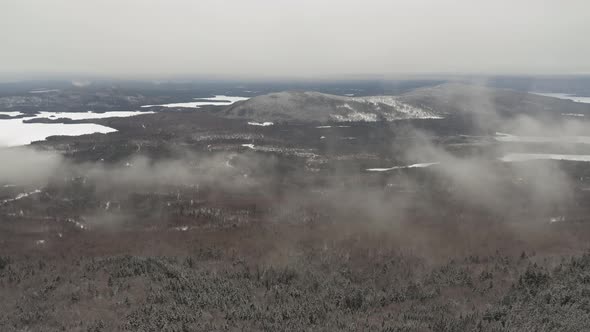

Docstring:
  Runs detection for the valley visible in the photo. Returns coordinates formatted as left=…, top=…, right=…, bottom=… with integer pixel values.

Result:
left=2, top=80, right=590, bottom=331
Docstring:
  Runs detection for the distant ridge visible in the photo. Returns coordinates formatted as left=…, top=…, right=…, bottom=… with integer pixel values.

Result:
left=398, top=83, right=590, bottom=118
left=223, top=91, right=441, bottom=123
left=223, top=84, right=590, bottom=123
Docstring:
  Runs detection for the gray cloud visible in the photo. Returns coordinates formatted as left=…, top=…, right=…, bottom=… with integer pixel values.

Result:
left=2, top=0, right=589, bottom=79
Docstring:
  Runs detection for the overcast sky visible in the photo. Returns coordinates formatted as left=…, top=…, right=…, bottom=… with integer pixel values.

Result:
left=2, top=0, right=589, bottom=79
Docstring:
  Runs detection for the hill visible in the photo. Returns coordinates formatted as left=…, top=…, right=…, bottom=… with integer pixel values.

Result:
left=222, top=91, right=442, bottom=123
left=398, top=83, right=590, bottom=118
left=222, top=84, right=590, bottom=123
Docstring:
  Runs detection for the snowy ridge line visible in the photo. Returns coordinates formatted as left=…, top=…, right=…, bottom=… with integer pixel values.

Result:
left=1, top=189, right=42, bottom=204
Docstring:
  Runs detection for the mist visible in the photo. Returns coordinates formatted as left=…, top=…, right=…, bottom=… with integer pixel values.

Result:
left=0, top=112, right=582, bottom=230
left=5, top=2, right=590, bottom=330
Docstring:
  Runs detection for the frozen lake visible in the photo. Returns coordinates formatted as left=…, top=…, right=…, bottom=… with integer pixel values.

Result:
left=532, top=92, right=590, bottom=104
left=0, top=110, right=151, bottom=147
left=35, top=111, right=153, bottom=120
left=366, top=162, right=439, bottom=172
left=0, top=118, right=116, bottom=147
left=500, top=153, right=590, bottom=162
left=495, top=132, right=590, bottom=144
left=141, top=95, right=249, bottom=108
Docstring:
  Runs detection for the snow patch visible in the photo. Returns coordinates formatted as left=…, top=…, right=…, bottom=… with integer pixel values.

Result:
left=331, top=111, right=378, bottom=122
left=29, top=89, right=59, bottom=94
left=67, top=218, right=86, bottom=230
left=532, top=92, right=590, bottom=104
left=1, top=189, right=42, bottom=204
left=248, top=121, right=274, bottom=126
left=35, top=111, right=153, bottom=120
left=353, top=96, right=443, bottom=119
left=0, top=111, right=24, bottom=117
left=549, top=216, right=565, bottom=223
left=500, top=153, right=590, bottom=162
left=495, top=132, right=590, bottom=144
left=366, top=162, right=439, bottom=172
left=142, top=95, right=249, bottom=108
left=337, top=103, right=356, bottom=111
left=316, top=125, right=352, bottom=129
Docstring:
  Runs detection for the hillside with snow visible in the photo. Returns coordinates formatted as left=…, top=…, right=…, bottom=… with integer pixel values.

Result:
left=222, top=91, right=442, bottom=123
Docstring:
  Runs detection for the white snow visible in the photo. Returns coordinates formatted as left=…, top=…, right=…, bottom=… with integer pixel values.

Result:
left=549, top=216, right=565, bottom=223
left=67, top=218, right=86, bottom=230
left=366, top=162, right=439, bottom=172
left=1, top=189, right=42, bottom=204
left=500, top=153, right=590, bottom=162
left=35, top=111, right=153, bottom=120
left=532, top=92, right=590, bottom=104
left=0, top=116, right=116, bottom=147
left=29, top=89, right=59, bottom=94
left=338, top=103, right=356, bottom=111
left=14, top=190, right=41, bottom=200
left=353, top=96, right=443, bottom=119
left=0, top=109, right=155, bottom=147
left=141, top=95, right=249, bottom=108
left=331, top=111, right=378, bottom=122
left=495, top=132, right=590, bottom=145
left=562, top=113, right=585, bottom=117
left=0, top=111, right=24, bottom=117
left=248, top=121, right=274, bottom=126
left=205, top=95, right=249, bottom=103
left=241, top=144, right=255, bottom=149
